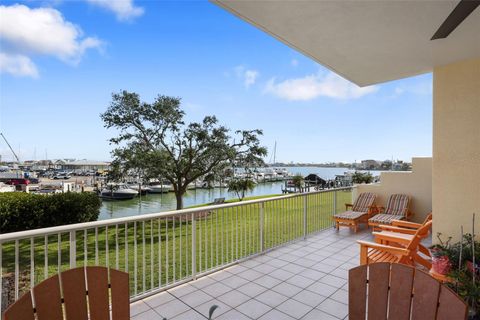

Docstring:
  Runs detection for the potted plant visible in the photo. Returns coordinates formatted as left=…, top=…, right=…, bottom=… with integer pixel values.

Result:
left=430, top=233, right=453, bottom=276
left=446, top=233, right=479, bottom=319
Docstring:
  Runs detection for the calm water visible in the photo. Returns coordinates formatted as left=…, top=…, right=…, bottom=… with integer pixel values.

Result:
left=99, top=167, right=359, bottom=220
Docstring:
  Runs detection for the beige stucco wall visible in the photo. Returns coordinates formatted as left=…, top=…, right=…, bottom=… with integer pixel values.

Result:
left=353, top=157, right=432, bottom=223
left=433, top=58, right=480, bottom=242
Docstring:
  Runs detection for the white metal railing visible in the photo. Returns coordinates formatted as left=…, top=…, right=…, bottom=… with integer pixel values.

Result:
left=0, top=187, right=352, bottom=312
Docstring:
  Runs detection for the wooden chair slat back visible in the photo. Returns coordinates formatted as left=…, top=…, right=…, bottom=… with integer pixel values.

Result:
left=111, top=268, right=131, bottom=320
left=61, top=267, right=88, bottom=320
left=388, top=263, right=414, bottom=320
left=33, top=274, right=63, bottom=320
left=436, top=286, right=469, bottom=320
left=2, top=291, right=35, bottom=320
left=367, top=263, right=390, bottom=320
left=411, top=270, right=440, bottom=320
left=2, top=266, right=130, bottom=320
left=86, top=266, right=110, bottom=320
left=348, top=263, right=367, bottom=319
left=406, top=220, right=432, bottom=251
left=349, top=263, right=468, bottom=320
left=423, top=212, right=433, bottom=224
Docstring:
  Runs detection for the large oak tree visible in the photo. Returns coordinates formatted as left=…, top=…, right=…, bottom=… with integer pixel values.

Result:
left=101, top=91, right=266, bottom=209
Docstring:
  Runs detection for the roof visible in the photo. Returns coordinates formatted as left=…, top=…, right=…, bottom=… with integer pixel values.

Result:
left=62, top=160, right=110, bottom=166
left=304, top=173, right=326, bottom=182
left=213, top=0, right=480, bottom=86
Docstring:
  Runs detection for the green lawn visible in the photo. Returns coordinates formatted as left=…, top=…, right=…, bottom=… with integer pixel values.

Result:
left=1, top=189, right=351, bottom=299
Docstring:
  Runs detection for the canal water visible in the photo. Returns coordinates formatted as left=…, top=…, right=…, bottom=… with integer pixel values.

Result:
left=99, top=167, right=362, bottom=220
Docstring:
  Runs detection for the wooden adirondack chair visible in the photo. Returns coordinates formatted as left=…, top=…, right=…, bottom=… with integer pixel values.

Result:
left=377, top=212, right=432, bottom=234
left=358, top=220, right=432, bottom=269
left=2, top=266, right=130, bottom=320
left=349, top=262, right=468, bottom=320
left=333, top=192, right=377, bottom=232
left=373, top=212, right=433, bottom=260
left=368, top=194, right=412, bottom=230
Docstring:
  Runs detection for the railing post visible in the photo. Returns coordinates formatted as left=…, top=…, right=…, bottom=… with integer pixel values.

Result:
left=69, top=230, right=76, bottom=268
left=333, top=189, right=337, bottom=227
left=0, top=243, right=2, bottom=314
left=191, top=212, right=197, bottom=280
left=260, top=202, right=264, bottom=252
left=303, top=195, right=307, bottom=239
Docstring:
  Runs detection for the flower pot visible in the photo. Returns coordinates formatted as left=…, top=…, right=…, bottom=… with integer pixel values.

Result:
left=466, top=260, right=480, bottom=276
left=431, top=255, right=451, bottom=275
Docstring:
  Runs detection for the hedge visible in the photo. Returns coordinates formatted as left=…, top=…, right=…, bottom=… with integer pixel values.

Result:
left=0, top=192, right=101, bottom=233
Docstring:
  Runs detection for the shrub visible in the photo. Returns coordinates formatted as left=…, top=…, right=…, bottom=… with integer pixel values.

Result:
left=0, top=192, right=101, bottom=233
left=352, top=171, right=374, bottom=184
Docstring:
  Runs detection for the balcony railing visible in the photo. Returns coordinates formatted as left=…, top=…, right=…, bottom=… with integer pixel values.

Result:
left=0, top=187, right=352, bottom=312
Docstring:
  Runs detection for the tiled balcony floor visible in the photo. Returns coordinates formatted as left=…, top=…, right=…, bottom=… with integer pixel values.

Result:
left=130, top=227, right=383, bottom=319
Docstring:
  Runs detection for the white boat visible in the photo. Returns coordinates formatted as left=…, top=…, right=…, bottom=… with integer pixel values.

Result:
left=255, top=172, right=265, bottom=181
left=126, top=183, right=151, bottom=195
left=274, top=167, right=290, bottom=177
left=213, top=181, right=228, bottom=188
left=100, top=183, right=138, bottom=200
left=0, top=182, right=15, bottom=192
left=148, top=184, right=172, bottom=193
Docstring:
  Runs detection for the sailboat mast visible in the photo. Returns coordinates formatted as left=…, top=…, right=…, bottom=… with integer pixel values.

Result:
left=273, top=141, right=277, bottom=164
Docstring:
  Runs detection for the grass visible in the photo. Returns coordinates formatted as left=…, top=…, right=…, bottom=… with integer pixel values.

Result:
left=1, top=189, right=351, bottom=299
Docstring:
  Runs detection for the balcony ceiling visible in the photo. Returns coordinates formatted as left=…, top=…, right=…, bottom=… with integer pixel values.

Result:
left=212, top=0, right=480, bottom=86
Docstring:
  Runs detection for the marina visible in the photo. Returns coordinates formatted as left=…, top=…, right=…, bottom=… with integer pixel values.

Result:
left=0, top=165, right=363, bottom=220
left=98, top=167, right=356, bottom=220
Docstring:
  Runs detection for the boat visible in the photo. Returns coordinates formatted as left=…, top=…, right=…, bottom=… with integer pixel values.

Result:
left=100, top=183, right=138, bottom=200
left=126, top=182, right=151, bottom=195
left=148, top=183, right=172, bottom=193
left=0, top=182, right=15, bottom=192
left=273, top=167, right=290, bottom=178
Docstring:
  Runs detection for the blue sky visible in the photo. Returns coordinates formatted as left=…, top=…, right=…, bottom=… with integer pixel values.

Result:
left=0, top=0, right=432, bottom=163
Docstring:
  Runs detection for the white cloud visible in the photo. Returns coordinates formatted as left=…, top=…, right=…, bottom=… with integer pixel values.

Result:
left=264, top=71, right=378, bottom=101
left=0, top=53, right=39, bottom=78
left=234, top=65, right=259, bottom=88
left=86, top=0, right=144, bottom=21
left=244, top=70, right=259, bottom=88
left=0, top=4, right=102, bottom=77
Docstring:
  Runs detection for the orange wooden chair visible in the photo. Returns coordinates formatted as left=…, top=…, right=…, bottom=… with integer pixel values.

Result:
left=373, top=212, right=433, bottom=259
left=2, top=266, right=130, bottom=320
left=376, top=212, right=432, bottom=234
left=333, top=192, right=377, bottom=232
left=349, top=262, right=468, bottom=320
left=368, top=194, right=412, bottom=230
left=357, top=220, right=432, bottom=269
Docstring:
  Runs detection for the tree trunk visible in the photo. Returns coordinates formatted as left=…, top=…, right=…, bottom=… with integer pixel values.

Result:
left=175, top=191, right=184, bottom=210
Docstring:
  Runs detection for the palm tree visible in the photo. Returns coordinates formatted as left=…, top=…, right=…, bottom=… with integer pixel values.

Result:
left=292, top=174, right=304, bottom=193
left=228, top=178, right=255, bottom=201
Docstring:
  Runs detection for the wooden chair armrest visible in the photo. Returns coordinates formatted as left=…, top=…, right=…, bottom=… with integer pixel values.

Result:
left=368, top=205, right=379, bottom=215
left=357, top=240, right=410, bottom=255
left=376, top=206, right=385, bottom=213
left=372, top=231, right=411, bottom=244
left=376, top=225, right=417, bottom=234
left=391, top=220, right=422, bottom=229
left=345, top=203, right=353, bottom=210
